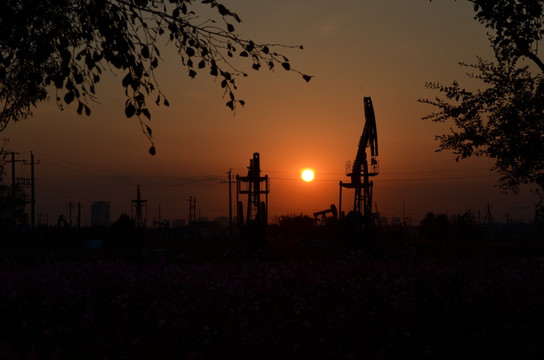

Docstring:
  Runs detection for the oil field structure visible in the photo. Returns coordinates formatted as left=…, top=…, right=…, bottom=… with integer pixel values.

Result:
left=236, top=97, right=379, bottom=253
left=339, top=96, right=379, bottom=249
left=236, top=152, right=270, bottom=254
left=312, top=97, right=379, bottom=249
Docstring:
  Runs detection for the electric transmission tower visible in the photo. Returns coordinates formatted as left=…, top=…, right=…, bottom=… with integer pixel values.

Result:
left=132, top=184, right=147, bottom=228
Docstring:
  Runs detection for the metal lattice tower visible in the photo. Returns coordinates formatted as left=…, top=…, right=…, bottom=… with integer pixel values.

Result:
left=132, top=184, right=147, bottom=228
left=236, top=153, right=270, bottom=253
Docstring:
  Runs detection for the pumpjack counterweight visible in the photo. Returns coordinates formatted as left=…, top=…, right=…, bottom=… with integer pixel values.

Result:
left=339, top=97, right=379, bottom=249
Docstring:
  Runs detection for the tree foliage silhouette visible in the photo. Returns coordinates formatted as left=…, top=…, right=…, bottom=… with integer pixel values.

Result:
left=421, top=0, right=544, bottom=195
left=0, top=0, right=311, bottom=154
left=0, top=184, right=28, bottom=228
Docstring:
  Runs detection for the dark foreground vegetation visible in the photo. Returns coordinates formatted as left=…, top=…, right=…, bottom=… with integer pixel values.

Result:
left=2, top=224, right=544, bottom=359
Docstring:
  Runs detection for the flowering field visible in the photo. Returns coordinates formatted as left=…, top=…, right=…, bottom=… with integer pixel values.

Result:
left=2, top=251, right=544, bottom=359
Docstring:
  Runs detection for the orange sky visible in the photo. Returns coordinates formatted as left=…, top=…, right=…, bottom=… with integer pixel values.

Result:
left=2, top=0, right=539, bottom=225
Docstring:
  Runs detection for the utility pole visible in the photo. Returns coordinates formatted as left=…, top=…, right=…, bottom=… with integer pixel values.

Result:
left=222, top=169, right=234, bottom=238
left=187, top=196, right=197, bottom=239
left=68, top=201, right=74, bottom=227
left=187, top=196, right=197, bottom=223
left=77, top=203, right=82, bottom=230
left=24, top=151, right=39, bottom=231
left=188, top=196, right=192, bottom=223
left=402, top=200, right=406, bottom=225
left=8, top=152, right=23, bottom=232
left=158, top=203, right=162, bottom=224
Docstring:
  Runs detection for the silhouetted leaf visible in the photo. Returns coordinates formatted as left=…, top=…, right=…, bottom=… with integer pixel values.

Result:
left=146, top=125, right=152, bottom=136
left=142, top=108, right=151, bottom=119
left=122, top=73, right=132, bottom=87
left=84, top=104, right=91, bottom=116
left=141, top=45, right=150, bottom=58
left=263, top=46, right=269, bottom=54
left=239, top=100, right=245, bottom=107
left=54, top=75, right=64, bottom=89
left=302, top=74, right=312, bottom=83
left=77, top=101, right=83, bottom=115
left=130, top=78, right=139, bottom=91
left=125, top=103, right=136, bottom=118
left=226, top=100, right=234, bottom=110
left=282, top=62, right=291, bottom=71
left=221, top=79, right=227, bottom=88
left=60, top=49, right=71, bottom=63
left=189, top=69, right=197, bottom=78
left=149, top=145, right=156, bottom=155
left=186, top=47, right=195, bottom=57
left=64, top=91, right=75, bottom=104
left=217, top=4, right=228, bottom=16
left=85, top=56, right=95, bottom=70
left=252, top=63, right=260, bottom=71
left=198, top=60, right=205, bottom=69
left=210, top=65, right=218, bottom=76
left=227, top=23, right=235, bottom=32
left=74, top=72, right=84, bottom=84
left=164, top=98, right=170, bottom=107
left=268, top=61, right=274, bottom=70
left=240, top=51, right=248, bottom=57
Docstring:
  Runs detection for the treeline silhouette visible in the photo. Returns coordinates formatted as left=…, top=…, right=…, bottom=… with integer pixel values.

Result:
left=1, top=211, right=543, bottom=264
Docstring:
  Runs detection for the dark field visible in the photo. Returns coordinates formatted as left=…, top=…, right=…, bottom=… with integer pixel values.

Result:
left=2, top=231, right=544, bottom=359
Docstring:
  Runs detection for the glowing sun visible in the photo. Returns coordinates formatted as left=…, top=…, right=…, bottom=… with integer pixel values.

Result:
left=301, top=169, right=315, bottom=182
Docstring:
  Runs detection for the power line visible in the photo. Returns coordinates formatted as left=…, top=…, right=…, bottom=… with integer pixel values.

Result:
left=269, top=173, right=499, bottom=182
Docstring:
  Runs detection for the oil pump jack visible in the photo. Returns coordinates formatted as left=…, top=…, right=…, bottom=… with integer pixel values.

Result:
left=236, top=153, right=270, bottom=253
left=313, top=204, right=338, bottom=225
left=339, top=97, right=379, bottom=249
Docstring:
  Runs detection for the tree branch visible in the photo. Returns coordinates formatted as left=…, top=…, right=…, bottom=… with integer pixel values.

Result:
left=524, top=50, right=544, bottom=74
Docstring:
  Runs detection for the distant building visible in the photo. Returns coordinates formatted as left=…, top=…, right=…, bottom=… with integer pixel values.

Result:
left=91, top=201, right=111, bottom=227
left=380, top=216, right=389, bottom=226
left=391, top=216, right=402, bottom=226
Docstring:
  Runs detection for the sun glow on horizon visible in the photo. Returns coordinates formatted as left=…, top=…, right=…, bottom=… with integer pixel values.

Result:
left=301, top=169, right=315, bottom=182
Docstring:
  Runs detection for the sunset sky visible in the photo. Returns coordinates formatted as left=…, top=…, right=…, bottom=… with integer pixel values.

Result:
left=2, top=0, right=539, bottom=226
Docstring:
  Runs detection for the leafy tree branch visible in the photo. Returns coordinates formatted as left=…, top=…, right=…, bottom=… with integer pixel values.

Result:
left=422, top=0, right=544, bottom=200
left=0, top=0, right=312, bottom=154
